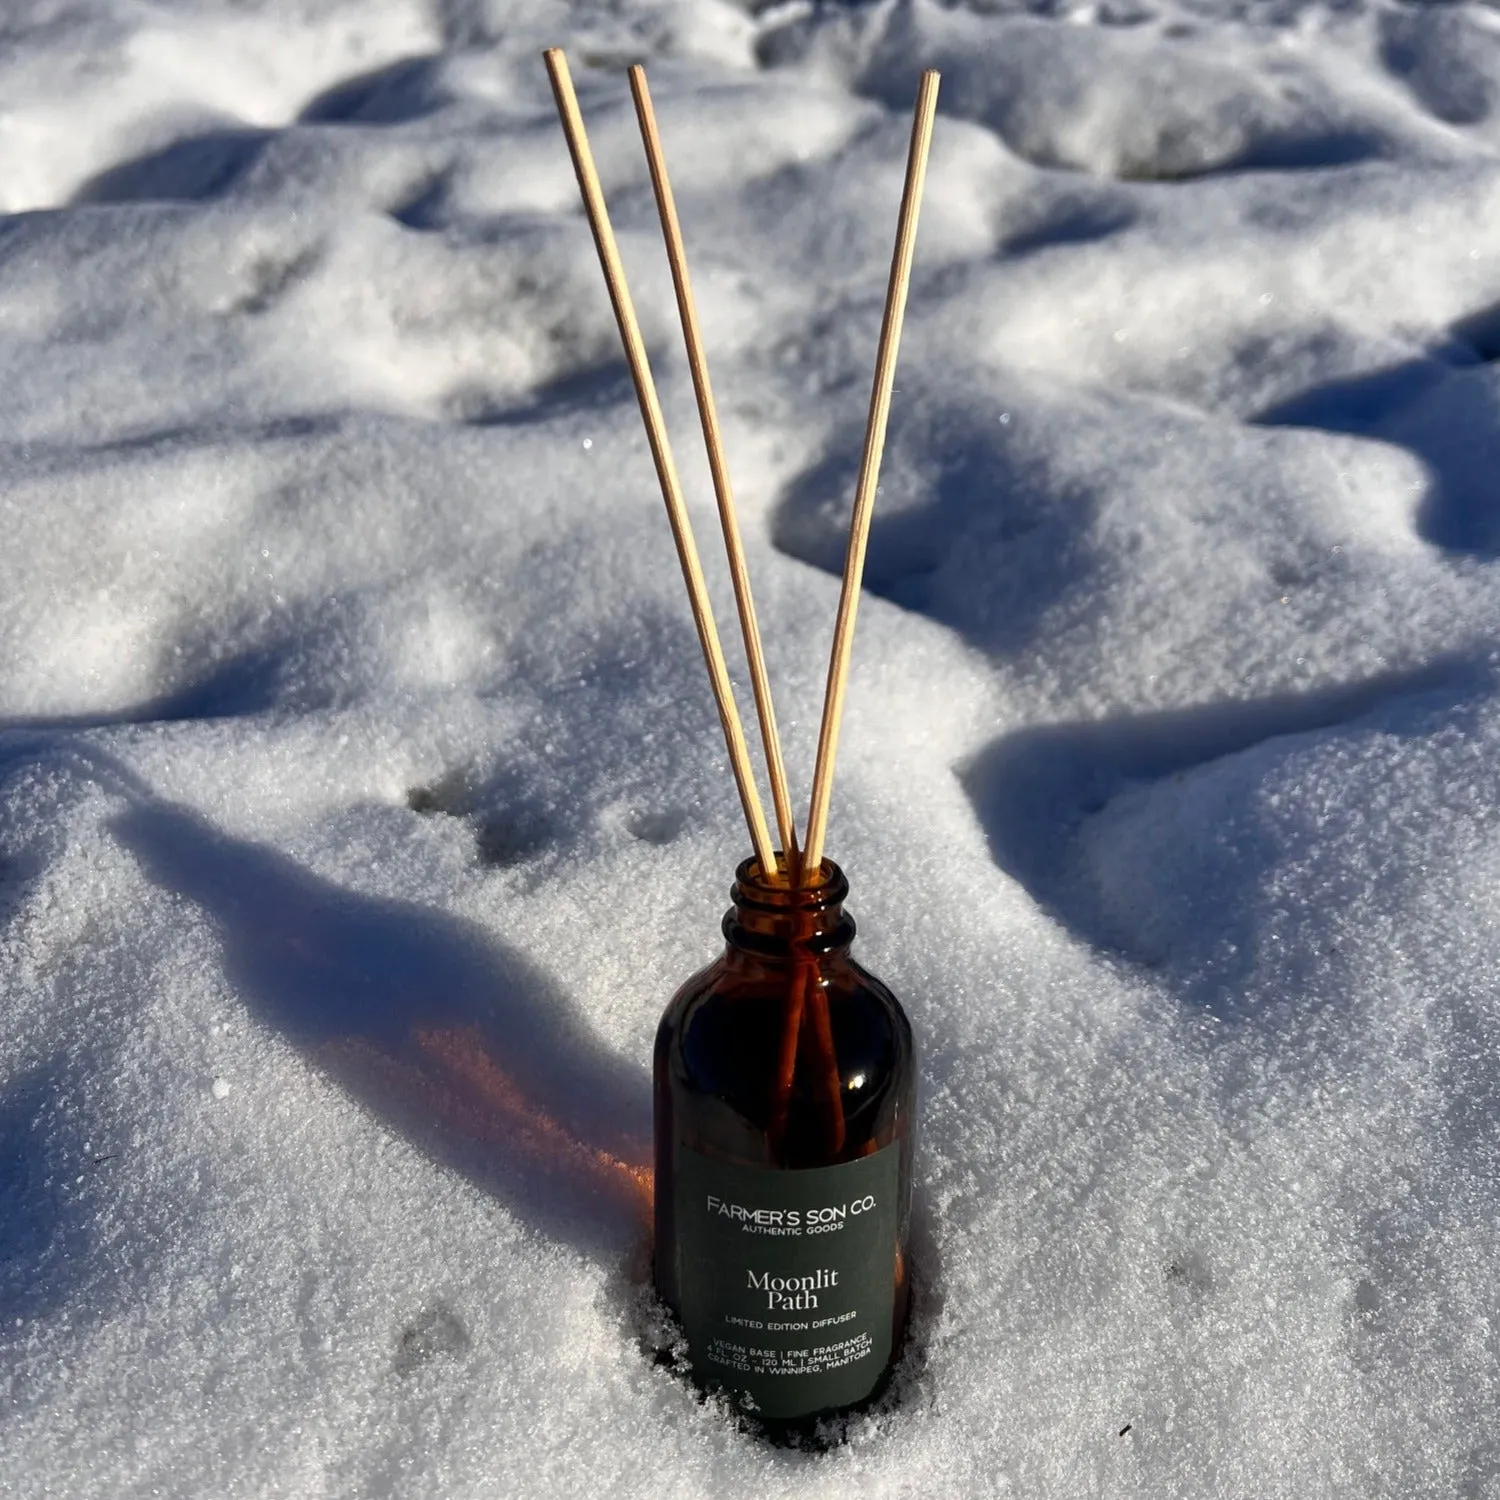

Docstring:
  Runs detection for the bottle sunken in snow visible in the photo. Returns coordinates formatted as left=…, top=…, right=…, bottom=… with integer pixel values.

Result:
left=653, top=856, right=915, bottom=1425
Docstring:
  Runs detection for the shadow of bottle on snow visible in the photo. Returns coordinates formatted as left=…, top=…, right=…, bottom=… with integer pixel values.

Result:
left=107, top=792, right=652, bottom=1260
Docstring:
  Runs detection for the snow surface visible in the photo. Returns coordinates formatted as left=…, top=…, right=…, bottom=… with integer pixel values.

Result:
left=3, top=0, right=1500, bottom=1493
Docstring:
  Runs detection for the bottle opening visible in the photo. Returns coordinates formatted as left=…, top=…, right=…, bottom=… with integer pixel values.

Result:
left=743, top=854, right=835, bottom=891
left=732, top=856, right=849, bottom=918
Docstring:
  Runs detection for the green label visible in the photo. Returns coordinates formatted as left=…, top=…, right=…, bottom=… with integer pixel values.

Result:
left=675, top=1143, right=900, bottom=1419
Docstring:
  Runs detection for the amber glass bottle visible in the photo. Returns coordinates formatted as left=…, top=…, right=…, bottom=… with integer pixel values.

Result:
left=654, top=857, right=915, bottom=1425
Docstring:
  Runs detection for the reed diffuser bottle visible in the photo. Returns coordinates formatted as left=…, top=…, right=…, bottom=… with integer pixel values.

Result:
left=654, top=857, right=915, bottom=1421
left=544, top=39, right=937, bottom=1430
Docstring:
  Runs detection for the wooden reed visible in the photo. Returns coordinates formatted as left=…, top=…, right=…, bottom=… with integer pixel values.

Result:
left=768, top=964, right=807, bottom=1146
left=801, top=70, right=940, bottom=876
left=628, top=66, right=801, bottom=871
left=543, top=49, right=779, bottom=876
left=804, top=966, right=847, bottom=1154
left=769, top=953, right=846, bottom=1156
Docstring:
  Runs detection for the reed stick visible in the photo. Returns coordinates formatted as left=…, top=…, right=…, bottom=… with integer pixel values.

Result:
left=628, top=66, right=800, bottom=871
left=543, top=48, right=779, bottom=876
left=800, top=70, right=940, bottom=876
left=769, top=954, right=846, bottom=1157
left=805, top=972, right=847, bottom=1155
left=768, top=963, right=808, bottom=1147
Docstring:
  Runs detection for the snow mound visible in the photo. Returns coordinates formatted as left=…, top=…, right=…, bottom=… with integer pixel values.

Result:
left=3, top=0, right=1500, bottom=1494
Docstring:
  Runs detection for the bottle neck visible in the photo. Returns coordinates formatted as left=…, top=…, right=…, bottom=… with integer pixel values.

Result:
left=721, top=856, right=856, bottom=962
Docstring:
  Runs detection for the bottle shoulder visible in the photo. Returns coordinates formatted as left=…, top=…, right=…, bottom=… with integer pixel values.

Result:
left=655, top=946, right=915, bottom=1167
left=656, top=949, right=912, bottom=1051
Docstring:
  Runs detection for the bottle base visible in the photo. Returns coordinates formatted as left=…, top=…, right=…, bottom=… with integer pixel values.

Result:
left=639, top=1275, right=926, bottom=1451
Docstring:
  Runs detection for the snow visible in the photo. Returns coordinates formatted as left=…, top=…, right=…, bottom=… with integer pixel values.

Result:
left=2, top=0, right=1499, bottom=1493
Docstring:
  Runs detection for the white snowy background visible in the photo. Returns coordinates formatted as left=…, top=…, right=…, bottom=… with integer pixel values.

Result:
left=2, top=0, right=1498, bottom=1493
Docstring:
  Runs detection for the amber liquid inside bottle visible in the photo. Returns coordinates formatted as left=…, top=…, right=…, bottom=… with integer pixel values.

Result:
left=654, top=857, right=915, bottom=1427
